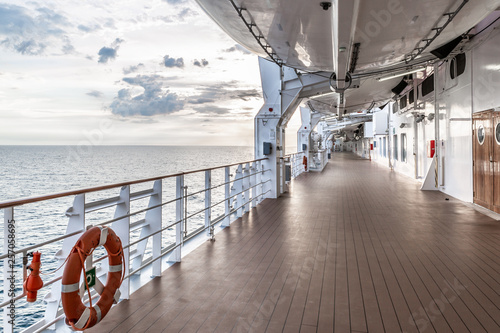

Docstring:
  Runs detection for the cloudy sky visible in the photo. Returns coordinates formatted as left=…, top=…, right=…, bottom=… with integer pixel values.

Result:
left=0, top=0, right=297, bottom=146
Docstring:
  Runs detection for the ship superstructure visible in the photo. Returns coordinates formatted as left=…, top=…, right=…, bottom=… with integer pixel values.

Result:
left=196, top=0, right=500, bottom=209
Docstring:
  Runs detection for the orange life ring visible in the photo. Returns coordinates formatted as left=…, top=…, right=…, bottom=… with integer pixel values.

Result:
left=303, top=155, right=308, bottom=171
left=61, top=226, right=124, bottom=331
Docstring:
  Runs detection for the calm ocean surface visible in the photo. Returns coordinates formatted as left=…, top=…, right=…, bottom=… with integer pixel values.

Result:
left=0, top=145, right=254, bottom=201
left=0, top=145, right=253, bottom=332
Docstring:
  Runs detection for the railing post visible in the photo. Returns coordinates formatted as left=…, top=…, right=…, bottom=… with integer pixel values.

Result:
left=235, top=165, right=243, bottom=218
left=298, top=153, right=301, bottom=177
left=132, top=183, right=160, bottom=272
left=3, top=207, right=14, bottom=333
left=148, top=180, right=162, bottom=277
left=280, top=157, right=285, bottom=195
left=205, top=170, right=212, bottom=238
left=295, top=154, right=299, bottom=178
left=184, top=186, right=188, bottom=237
left=301, top=152, right=305, bottom=176
left=112, top=186, right=130, bottom=300
left=223, top=167, right=230, bottom=227
left=292, top=154, right=297, bottom=178
left=171, top=175, right=184, bottom=262
left=260, top=156, right=276, bottom=200
left=45, top=194, right=85, bottom=328
left=256, top=161, right=262, bottom=204
left=243, top=163, right=250, bottom=213
left=251, top=162, right=257, bottom=208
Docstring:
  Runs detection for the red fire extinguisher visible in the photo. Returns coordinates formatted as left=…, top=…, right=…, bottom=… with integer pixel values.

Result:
left=303, top=155, right=308, bottom=171
left=24, top=252, right=43, bottom=302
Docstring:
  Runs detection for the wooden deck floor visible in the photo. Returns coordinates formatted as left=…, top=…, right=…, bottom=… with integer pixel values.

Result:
left=87, top=153, right=500, bottom=333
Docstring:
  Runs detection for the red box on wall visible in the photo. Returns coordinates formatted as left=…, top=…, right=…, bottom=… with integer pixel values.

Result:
left=427, top=140, right=435, bottom=158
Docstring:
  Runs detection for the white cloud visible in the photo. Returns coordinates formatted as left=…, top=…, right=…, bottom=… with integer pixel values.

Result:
left=98, top=38, right=123, bottom=63
left=110, top=75, right=184, bottom=116
left=87, top=90, right=103, bottom=98
left=123, top=63, right=145, bottom=74
left=193, top=59, right=208, bottom=67
left=224, top=44, right=251, bottom=54
left=0, top=4, right=71, bottom=55
left=163, top=55, right=184, bottom=68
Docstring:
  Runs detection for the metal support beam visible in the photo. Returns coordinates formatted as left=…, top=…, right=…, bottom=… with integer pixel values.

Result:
left=255, top=58, right=336, bottom=198
left=171, top=176, right=184, bottom=262
left=113, top=186, right=131, bottom=299
left=44, top=194, right=86, bottom=328
left=205, top=170, right=212, bottom=238
left=223, top=167, right=231, bottom=227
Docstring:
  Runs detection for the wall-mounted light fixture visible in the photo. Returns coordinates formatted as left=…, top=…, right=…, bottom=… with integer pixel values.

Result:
left=320, top=2, right=332, bottom=10
left=377, top=68, right=425, bottom=82
left=415, top=114, right=426, bottom=123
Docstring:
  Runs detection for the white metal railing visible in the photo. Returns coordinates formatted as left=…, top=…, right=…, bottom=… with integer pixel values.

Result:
left=310, top=149, right=328, bottom=172
left=284, top=152, right=306, bottom=180
left=0, top=158, right=270, bottom=333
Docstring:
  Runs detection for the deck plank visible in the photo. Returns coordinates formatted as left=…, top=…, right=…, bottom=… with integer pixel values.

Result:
left=85, top=152, right=500, bottom=333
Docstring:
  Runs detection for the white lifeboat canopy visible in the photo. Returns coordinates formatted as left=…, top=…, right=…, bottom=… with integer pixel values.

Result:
left=195, top=0, right=500, bottom=73
left=195, top=0, right=500, bottom=114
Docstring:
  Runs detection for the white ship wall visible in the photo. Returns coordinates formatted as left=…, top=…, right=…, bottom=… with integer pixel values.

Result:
left=352, top=27, right=500, bottom=204
left=437, top=48, right=473, bottom=202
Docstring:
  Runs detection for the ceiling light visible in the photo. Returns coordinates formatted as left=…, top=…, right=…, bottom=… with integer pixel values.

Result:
left=377, top=68, right=425, bottom=82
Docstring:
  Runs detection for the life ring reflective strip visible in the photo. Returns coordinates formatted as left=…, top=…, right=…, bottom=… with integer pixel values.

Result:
left=61, top=226, right=124, bottom=331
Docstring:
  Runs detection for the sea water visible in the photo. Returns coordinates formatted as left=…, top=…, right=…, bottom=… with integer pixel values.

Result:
left=0, top=145, right=253, bottom=332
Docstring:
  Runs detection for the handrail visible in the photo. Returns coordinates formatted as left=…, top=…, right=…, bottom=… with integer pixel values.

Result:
left=284, top=152, right=304, bottom=158
left=0, top=158, right=267, bottom=209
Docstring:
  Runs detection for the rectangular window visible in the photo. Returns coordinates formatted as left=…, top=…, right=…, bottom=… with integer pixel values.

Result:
left=422, top=73, right=434, bottom=96
left=393, top=134, right=398, bottom=160
left=401, top=133, right=407, bottom=162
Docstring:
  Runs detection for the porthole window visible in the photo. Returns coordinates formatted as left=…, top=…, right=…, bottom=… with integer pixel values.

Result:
left=495, top=123, right=500, bottom=145
left=477, top=124, right=485, bottom=145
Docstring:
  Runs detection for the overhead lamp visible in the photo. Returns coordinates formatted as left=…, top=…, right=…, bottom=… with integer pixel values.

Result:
left=377, top=68, right=425, bottom=82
